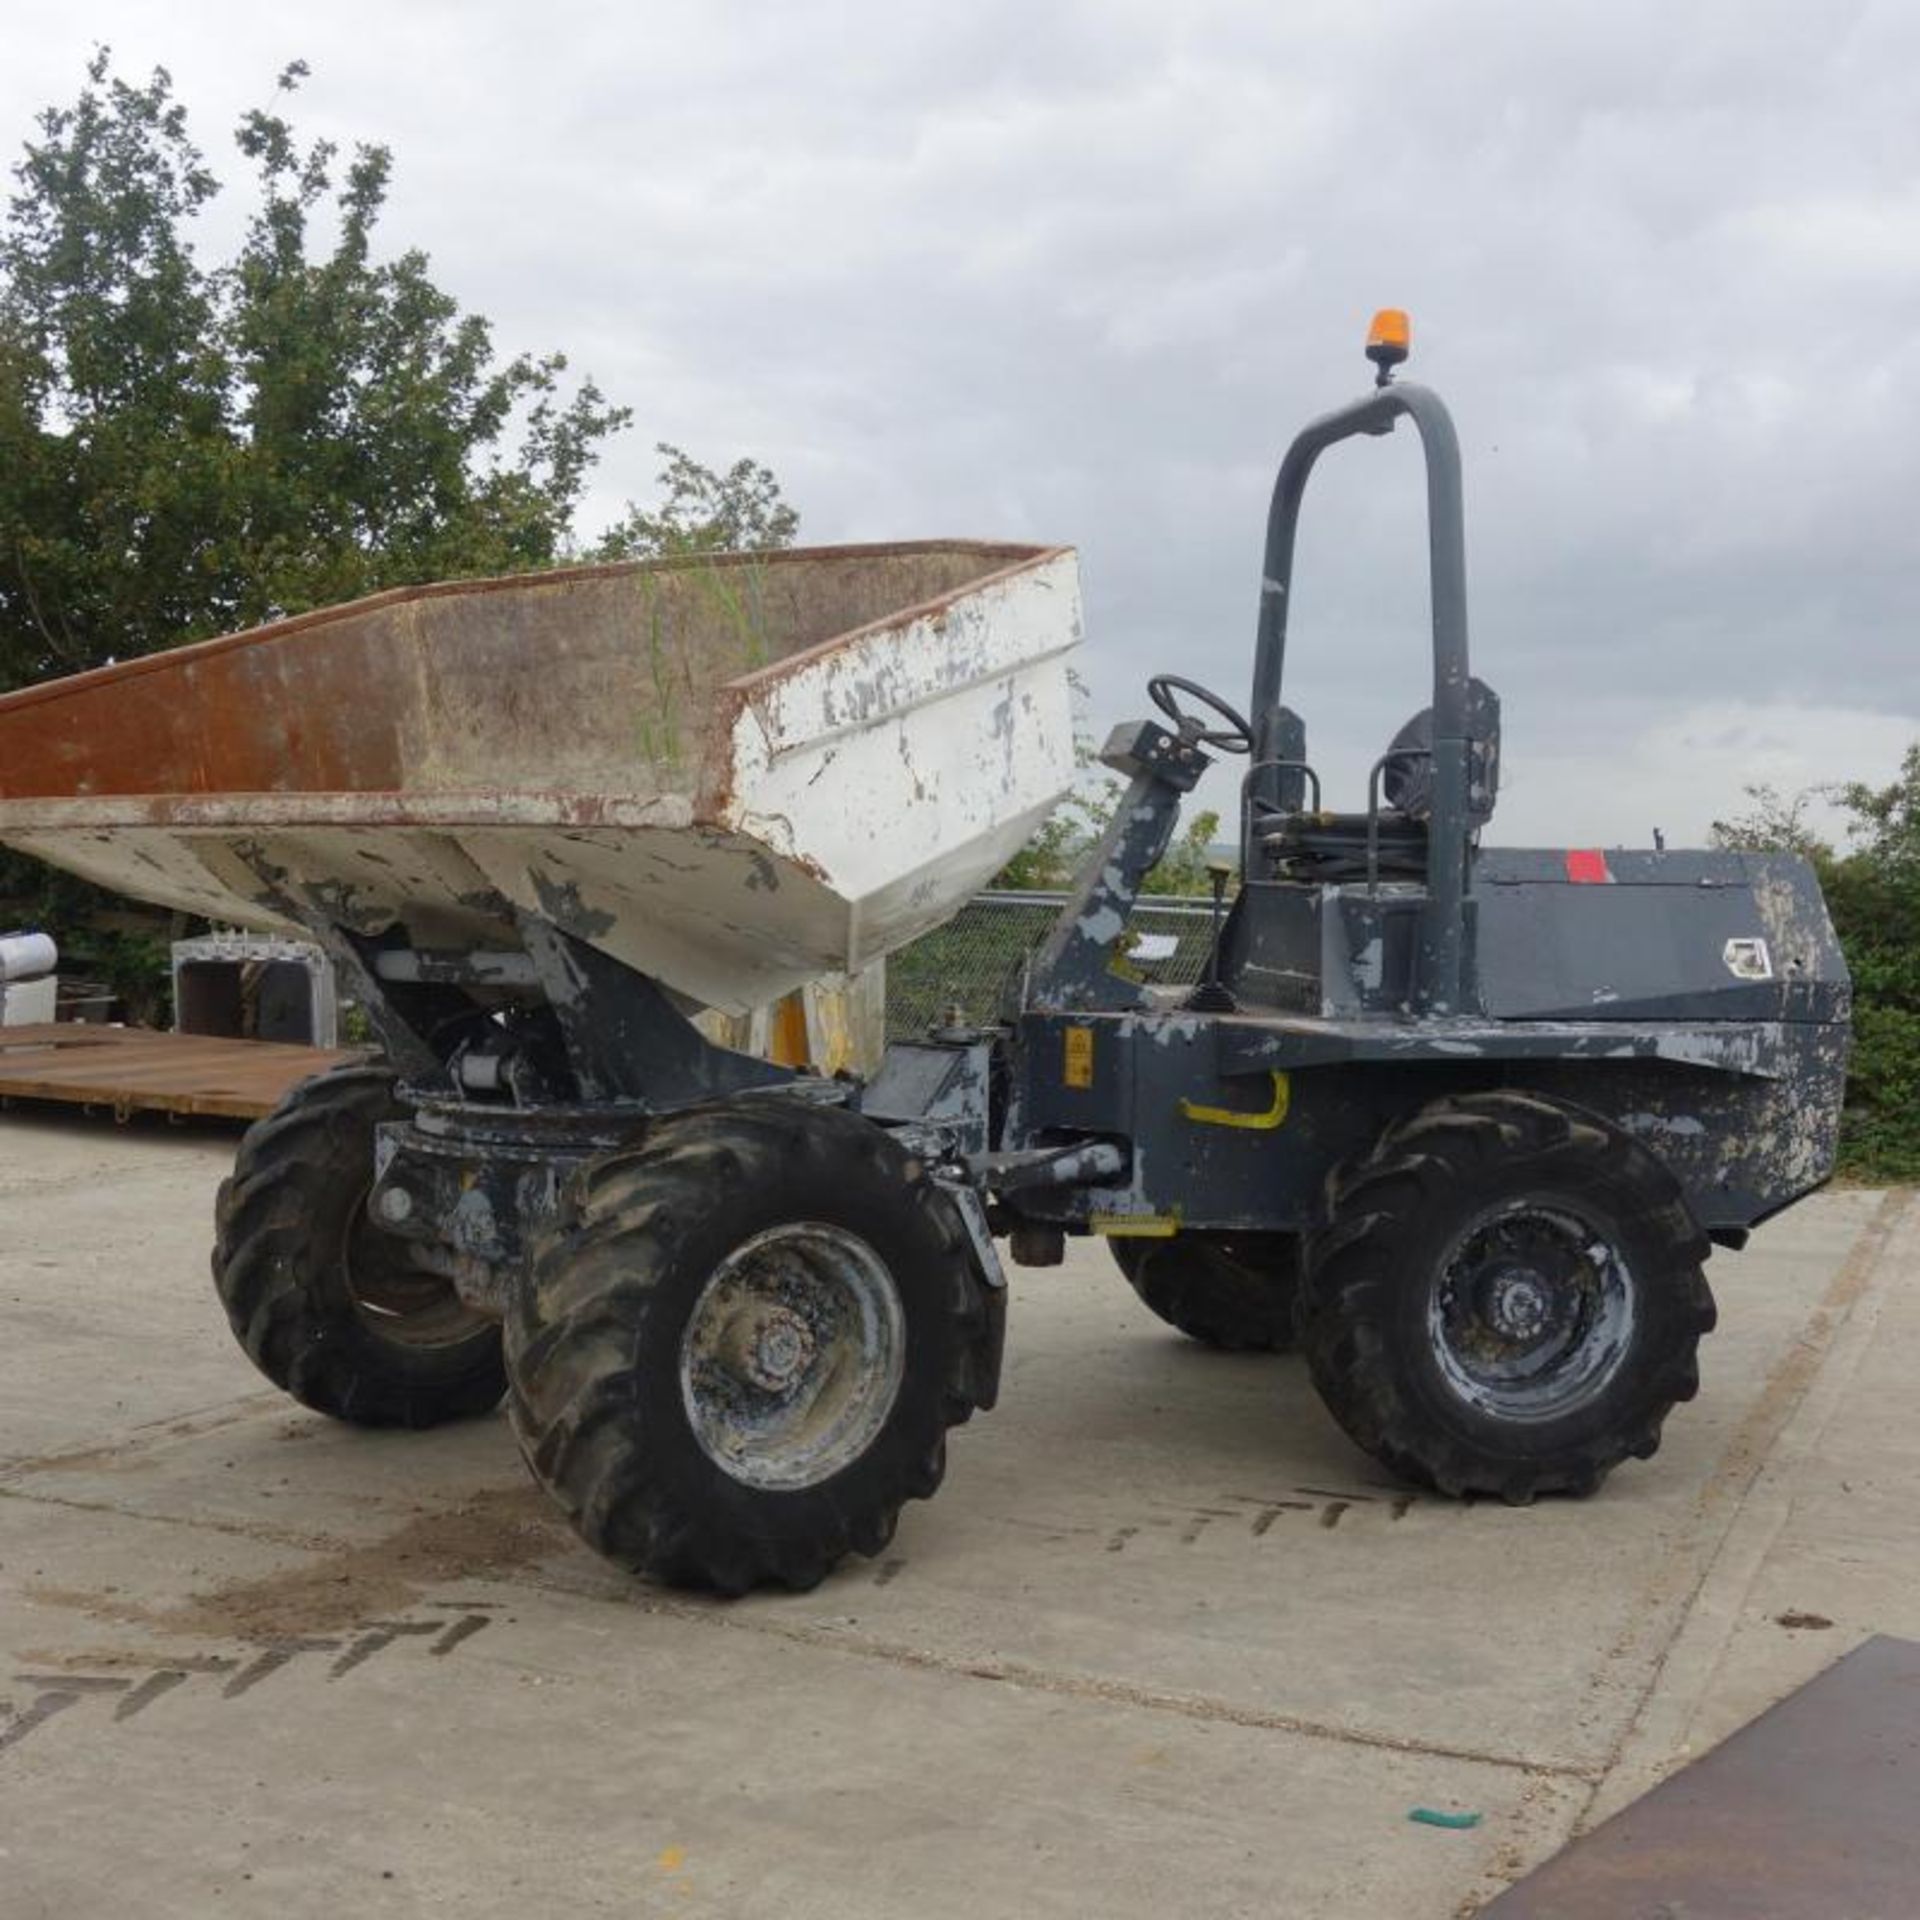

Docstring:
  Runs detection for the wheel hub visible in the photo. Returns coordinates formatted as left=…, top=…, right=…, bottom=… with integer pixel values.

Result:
left=679, top=1223, right=906, bottom=1493
left=1428, top=1201, right=1636, bottom=1422
left=738, top=1306, right=817, bottom=1393
left=1483, top=1265, right=1553, bottom=1341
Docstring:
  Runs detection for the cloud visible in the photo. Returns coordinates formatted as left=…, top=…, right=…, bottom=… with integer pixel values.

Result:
left=4, top=0, right=1916, bottom=846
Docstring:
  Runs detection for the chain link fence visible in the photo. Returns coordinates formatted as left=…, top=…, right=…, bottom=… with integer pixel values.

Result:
left=886, top=890, right=1219, bottom=1041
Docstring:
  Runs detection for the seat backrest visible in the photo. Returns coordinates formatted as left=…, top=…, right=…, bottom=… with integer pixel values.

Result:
left=1380, top=677, right=1501, bottom=825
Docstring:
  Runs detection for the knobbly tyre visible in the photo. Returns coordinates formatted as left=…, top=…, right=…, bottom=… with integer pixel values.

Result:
left=0, top=317, right=1849, bottom=1593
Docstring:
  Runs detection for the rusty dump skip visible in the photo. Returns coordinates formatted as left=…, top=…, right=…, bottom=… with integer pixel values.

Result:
left=0, top=541, right=1083, bottom=1012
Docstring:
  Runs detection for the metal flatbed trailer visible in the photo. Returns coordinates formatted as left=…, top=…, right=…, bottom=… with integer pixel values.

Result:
left=0, top=1024, right=357, bottom=1121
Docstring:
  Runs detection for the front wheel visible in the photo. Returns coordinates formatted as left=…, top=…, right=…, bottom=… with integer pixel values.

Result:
left=505, top=1100, right=1000, bottom=1594
left=1301, top=1092, right=1716, bottom=1502
left=212, top=1064, right=506, bottom=1427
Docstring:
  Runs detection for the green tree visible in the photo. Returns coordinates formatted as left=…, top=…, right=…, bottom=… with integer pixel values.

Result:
left=1707, top=782, right=1831, bottom=863
left=1822, top=748, right=1920, bottom=1179
left=1834, top=745, right=1920, bottom=878
left=598, top=443, right=799, bottom=558
left=0, top=50, right=797, bottom=693
left=1144, top=808, right=1225, bottom=896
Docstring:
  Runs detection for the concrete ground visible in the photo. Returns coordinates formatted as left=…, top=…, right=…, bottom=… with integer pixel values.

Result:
left=0, top=1110, right=1915, bottom=1919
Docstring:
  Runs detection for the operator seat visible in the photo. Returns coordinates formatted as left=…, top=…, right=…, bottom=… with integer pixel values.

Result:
left=1260, top=679, right=1500, bottom=884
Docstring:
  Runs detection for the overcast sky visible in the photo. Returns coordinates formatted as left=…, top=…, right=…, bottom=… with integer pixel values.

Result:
left=7, top=1, right=1918, bottom=848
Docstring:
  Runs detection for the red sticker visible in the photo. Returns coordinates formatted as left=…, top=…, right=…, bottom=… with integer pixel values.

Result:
left=1565, top=849, right=1612, bottom=885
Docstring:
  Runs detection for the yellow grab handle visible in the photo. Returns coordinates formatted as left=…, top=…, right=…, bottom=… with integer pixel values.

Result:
left=1178, top=1071, right=1291, bottom=1132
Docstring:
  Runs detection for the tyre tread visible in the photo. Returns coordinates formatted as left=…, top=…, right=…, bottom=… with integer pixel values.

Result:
left=212, top=1065, right=505, bottom=1428
left=1302, top=1091, right=1716, bottom=1500
left=506, top=1100, right=992, bottom=1594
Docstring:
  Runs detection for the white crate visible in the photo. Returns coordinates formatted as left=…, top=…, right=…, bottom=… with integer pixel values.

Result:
left=0, top=974, right=56, bottom=1026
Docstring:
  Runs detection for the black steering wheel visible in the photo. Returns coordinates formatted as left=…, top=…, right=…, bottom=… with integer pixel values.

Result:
left=1148, top=675, right=1253, bottom=754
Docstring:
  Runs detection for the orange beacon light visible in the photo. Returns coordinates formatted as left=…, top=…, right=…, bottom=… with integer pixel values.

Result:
left=1366, top=308, right=1411, bottom=384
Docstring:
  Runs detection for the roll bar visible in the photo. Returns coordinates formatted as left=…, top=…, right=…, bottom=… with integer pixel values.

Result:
left=1247, top=380, right=1473, bottom=1015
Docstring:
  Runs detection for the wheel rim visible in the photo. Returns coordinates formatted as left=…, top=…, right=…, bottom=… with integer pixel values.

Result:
left=343, top=1201, right=495, bottom=1350
left=679, top=1223, right=905, bottom=1492
left=1426, top=1199, right=1636, bottom=1422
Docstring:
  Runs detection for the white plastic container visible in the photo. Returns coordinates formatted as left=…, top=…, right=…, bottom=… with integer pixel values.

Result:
left=0, top=931, right=57, bottom=1027
left=0, top=931, right=56, bottom=982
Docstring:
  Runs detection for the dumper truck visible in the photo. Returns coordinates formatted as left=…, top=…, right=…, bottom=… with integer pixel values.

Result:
left=0, top=317, right=1849, bottom=1593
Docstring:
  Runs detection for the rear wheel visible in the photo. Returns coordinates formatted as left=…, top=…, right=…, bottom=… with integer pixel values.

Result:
left=505, top=1099, right=999, bottom=1594
left=1110, top=1233, right=1302, bottom=1352
left=212, top=1065, right=506, bottom=1427
left=1301, top=1092, right=1715, bottom=1501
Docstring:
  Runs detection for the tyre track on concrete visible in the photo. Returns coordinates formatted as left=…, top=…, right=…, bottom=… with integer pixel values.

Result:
left=0, top=1394, right=281, bottom=1485
left=5, top=1458, right=1599, bottom=1784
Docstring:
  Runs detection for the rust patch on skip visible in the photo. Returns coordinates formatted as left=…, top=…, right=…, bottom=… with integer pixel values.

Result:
left=0, top=541, right=1062, bottom=812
